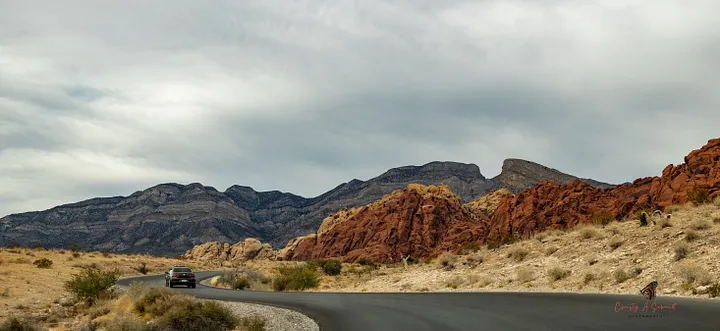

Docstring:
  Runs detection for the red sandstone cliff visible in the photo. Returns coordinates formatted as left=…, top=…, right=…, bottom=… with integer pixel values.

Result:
left=282, top=137, right=720, bottom=262
left=486, top=138, right=720, bottom=241
left=279, top=184, right=488, bottom=263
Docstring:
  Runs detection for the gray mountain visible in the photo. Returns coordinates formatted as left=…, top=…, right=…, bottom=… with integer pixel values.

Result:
left=0, top=160, right=614, bottom=255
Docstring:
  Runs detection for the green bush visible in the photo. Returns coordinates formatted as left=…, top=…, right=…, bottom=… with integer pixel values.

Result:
left=321, top=260, right=342, bottom=276
left=240, top=316, right=267, bottom=331
left=708, top=282, right=720, bottom=298
left=64, top=267, right=119, bottom=301
left=231, top=277, right=250, bottom=290
left=0, top=316, right=40, bottom=331
left=217, top=273, right=251, bottom=290
left=272, top=266, right=320, bottom=291
left=153, top=300, right=238, bottom=331
left=33, top=258, right=53, bottom=268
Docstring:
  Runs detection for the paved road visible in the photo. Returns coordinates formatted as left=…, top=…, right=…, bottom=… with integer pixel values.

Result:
left=118, top=271, right=720, bottom=331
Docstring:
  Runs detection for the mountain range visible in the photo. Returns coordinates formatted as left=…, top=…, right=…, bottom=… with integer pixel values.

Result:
left=0, top=159, right=614, bottom=256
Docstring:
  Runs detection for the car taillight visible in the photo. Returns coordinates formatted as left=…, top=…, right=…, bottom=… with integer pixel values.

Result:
left=188, top=273, right=195, bottom=277
left=172, top=273, right=179, bottom=277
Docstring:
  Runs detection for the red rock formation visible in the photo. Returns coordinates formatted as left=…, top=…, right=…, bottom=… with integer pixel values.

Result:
left=280, top=184, right=488, bottom=263
left=281, top=137, right=720, bottom=262
left=486, top=138, right=720, bottom=241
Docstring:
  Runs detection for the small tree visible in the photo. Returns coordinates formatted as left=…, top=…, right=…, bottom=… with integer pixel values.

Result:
left=64, top=267, right=119, bottom=301
left=321, top=260, right=342, bottom=276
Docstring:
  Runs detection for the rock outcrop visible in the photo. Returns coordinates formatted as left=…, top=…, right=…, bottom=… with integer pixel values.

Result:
left=279, top=184, right=488, bottom=263
left=279, top=137, right=720, bottom=262
left=485, top=137, right=720, bottom=242
left=463, top=188, right=514, bottom=216
left=184, top=238, right=276, bottom=261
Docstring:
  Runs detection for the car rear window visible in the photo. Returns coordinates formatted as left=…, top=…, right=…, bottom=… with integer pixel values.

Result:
left=174, top=268, right=192, bottom=273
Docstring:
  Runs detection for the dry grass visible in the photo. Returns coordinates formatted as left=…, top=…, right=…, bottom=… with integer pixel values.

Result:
left=0, top=247, right=217, bottom=320
left=507, top=247, right=529, bottom=262
left=516, top=267, right=535, bottom=283
left=607, top=237, right=624, bottom=250
left=249, top=201, right=720, bottom=299
left=689, top=219, right=711, bottom=231
left=684, top=229, right=700, bottom=241
left=577, top=226, right=606, bottom=240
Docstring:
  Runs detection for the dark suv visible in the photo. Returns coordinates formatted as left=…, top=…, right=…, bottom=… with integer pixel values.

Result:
left=165, top=266, right=196, bottom=288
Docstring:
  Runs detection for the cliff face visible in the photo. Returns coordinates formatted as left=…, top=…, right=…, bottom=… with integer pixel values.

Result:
left=279, top=184, right=488, bottom=263
left=1, top=160, right=613, bottom=256
left=277, top=138, right=720, bottom=262
left=486, top=138, right=720, bottom=241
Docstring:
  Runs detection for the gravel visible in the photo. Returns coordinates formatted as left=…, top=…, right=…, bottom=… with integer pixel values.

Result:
left=215, top=300, right=320, bottom=331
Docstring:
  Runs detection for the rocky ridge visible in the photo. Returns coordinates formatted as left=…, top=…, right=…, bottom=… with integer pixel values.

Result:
left=278, top=137, right=720, bottom=262
left=1, top=160, right=613, bottom=256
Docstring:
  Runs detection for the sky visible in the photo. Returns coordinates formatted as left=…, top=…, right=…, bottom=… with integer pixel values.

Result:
left=1, top=0, right=719, bottom=216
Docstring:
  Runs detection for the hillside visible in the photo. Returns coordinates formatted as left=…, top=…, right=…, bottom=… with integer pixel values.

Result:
left=276, top=137, right=720, bottom=262
left=0, top=160, right=613, bottom=256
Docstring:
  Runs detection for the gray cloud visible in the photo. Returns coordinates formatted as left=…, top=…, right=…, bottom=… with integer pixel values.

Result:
left=1, top=0, right=719, bottom=216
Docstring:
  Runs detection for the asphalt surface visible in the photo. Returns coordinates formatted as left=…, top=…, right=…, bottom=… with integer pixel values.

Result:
left=118, top=271, right=720, bottom=331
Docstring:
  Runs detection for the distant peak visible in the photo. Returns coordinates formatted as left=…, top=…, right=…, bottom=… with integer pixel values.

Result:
left=380, top=161, right=485, bottom=181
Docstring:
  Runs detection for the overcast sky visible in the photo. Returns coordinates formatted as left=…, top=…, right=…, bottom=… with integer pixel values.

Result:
left=1, top=0, right=719, bottom=216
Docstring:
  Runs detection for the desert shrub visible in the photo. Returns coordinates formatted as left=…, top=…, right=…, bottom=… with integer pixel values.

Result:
left=33, top=258, right=53, bottom=268
left=153, top=300, right=238, bottom=331
left=678, top=262, right=711, bottom=286
left=545, top=246, right=559, bottom=256
left=608, top=237, right=623, bottom=250
left=578, top=226, right=604, bottom=239
left=321, top=260, right=342, bottom=276
left=129, top=285, right=175, bottom=314
left=516, top=267, right=535, bottom=283
left=230, top=277, right=250, bottom=290
left=685, top=229, right=700, bottom=242
left=583, top=273, right=595, bottom=285
left=708, top=283, right=720, bottom=298
left=507, top=247, right=529, bottom=262
left=0, top=316, right=40, bottom=331
left=240, top=316, right=266, bottom=331
left=69, top=242, right=81, bottom=252
left=459, top=241, right=482, bottom=254
left=72, top=252, right=81, bottom=258
left=355, top=258, right=378, bottom=269
left=714, top=217, right=720, bottom=224
left=656, top=217, right=672, bottom=229
left=687, top=185, right=710, bottom=205
left=689, top=219, right=711, bottom=231
left=606, top=226, right=621, bottom=235
left=64, top=267, right=119, bottom=301
left=534, top=232, right=548, bottom=242
left=272, top=266, right=320, bottom=291
left=548, top=267, right=570, bottom=281
left=613, top=269, right=630, bottom=283
left=100, top=249, right=111, bottom=257
left=463, top=255, right=483, bottom=268
left=673, top=242, right=688, bottom=261
left=133, top=262, right=150, bottom=275
left=102, top=315, right=149, bottom=331
left=436, top=253, right=457, bottom=270
left=591, top=212, right=614, bottom=227
left=636, top=211, right=650, bottom=226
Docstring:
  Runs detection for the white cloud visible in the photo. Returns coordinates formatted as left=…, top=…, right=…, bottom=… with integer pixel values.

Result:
left=1, top=0, right=719, bottom=216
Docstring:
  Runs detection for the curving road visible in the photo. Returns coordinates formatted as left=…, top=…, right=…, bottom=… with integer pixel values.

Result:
left=118, top=271, right=720, bottom=331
